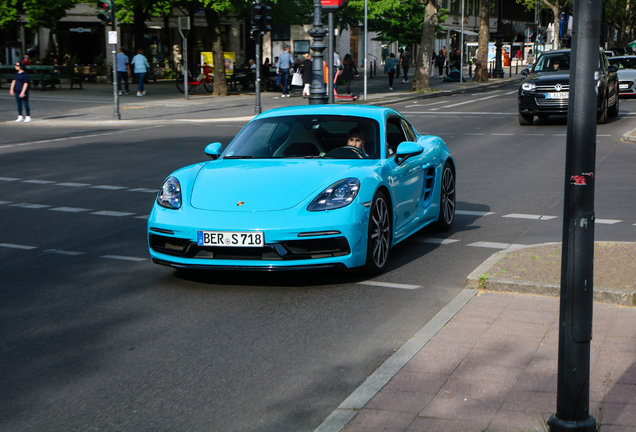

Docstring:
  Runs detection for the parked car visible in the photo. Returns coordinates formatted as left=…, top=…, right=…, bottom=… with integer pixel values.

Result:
left=147, top=105, right=456, bottom=274
left=518, top=49, right=619, bottom=125
left=608, top=55, right=636, bottom=97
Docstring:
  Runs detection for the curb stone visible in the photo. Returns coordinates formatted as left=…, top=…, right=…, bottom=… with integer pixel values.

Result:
left=466, top=242, right=636, bottom=307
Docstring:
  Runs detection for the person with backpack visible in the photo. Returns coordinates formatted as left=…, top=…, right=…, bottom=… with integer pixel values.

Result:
left=384, top=53, right=399, bottom=90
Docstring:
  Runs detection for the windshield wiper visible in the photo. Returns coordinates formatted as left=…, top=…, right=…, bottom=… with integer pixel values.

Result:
left=223, top=155, right=255, bottom=159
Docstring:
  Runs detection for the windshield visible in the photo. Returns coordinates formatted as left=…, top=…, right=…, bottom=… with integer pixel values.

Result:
left=534, top=52, right=571, bottom=72
left=609, top=57, right=636, bottom=69
left=222, top=115, right=382, bottom=159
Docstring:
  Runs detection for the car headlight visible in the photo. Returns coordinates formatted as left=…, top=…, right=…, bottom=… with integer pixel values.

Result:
left=521, top=82, right=536, bottom=91
left=157, top=176, right=182, bottom=209
left=308, top=178, right=360, bottom=212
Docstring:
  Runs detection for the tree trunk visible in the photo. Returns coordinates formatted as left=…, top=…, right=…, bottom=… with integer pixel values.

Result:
left=412, top=1, right=439, bottom=90
left=205, top=9, right=228, bottom=96
left=474, top=0, right=490, bottom=82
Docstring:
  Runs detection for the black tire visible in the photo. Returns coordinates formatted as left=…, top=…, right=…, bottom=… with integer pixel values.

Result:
left=608, top=93, right=619, bottom=118
left=598, top=97, right=608, bottom=124
left=433, top=162, right=456, bottom=231
left=203, top=77, right=214, bottom=93
left=363, top=191, right=392, bottom=275
left=519, top=112, right=534, bottom=125
left=176, top=76, right=185, bottom=93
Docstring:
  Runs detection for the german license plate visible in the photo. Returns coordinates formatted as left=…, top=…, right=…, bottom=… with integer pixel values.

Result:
left=545, top=92, right=569, bottom=99
left=620, top=84, right=629, bottom=89
left=197, top=231, right=264, bottom=247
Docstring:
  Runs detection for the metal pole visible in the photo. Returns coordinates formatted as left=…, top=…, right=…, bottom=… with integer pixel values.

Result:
left=493, top=0, right=504, bottom=78
left=110, top=11, right=120, bottom=120
left=307, top=0, right=328, bottom=104
left=183, top=37, right=188, bottom=100
left=460, top=0, right=464, bottom=83
left=328, top=12, right=334, bottom=104
left=548, top=1, right=601, bottom=431
left=363, top=0, right=367, bottom=101
left=255, top=35, right=261, bottom=114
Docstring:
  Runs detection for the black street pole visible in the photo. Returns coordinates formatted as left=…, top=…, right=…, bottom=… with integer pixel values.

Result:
left=111, top=7, right=120, bottom=120
left=255, top=35, right=262, bottom=114
left=548, top=1, right=601, bottom=431
left=327, top=11, right=334, bottom=104
left=492, top=0, right=504, bottom=78
left=308, top=0, right=329, bottom=104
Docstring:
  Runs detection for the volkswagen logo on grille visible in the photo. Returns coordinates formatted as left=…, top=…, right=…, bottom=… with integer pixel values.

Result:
left=555, top=84, right=563, bottom=92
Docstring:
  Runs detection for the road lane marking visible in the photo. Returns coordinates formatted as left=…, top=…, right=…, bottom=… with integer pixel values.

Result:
left=596, top=219, right=622, bottom=225
left=503, top=213, right=558, bottom=220
left=49, top=207, right=91, bottom=213
left=358, top=281, right=421, bottom=290
left=22, top=180, right=56, bottom=184
left=56, top=182, right=90, bottom=187
left=521, top=134, right=545, bottom=136
left=10, top=203, right=51, bottom=209
left=0, top=201, right=11, bottom=205
left=403, top=112, right=516, bottom=115
left=134, top=215, right=149, bottom=220
left=443, top=93, right=503, bottom=108
left=468, top=241, right=525, bottom=249
left=0, top=177, right=20, bottom=181
left=0, top=243, right=36, bottom=250
left=91, top=185, right=128, bottom=190
left=101, top=255, right=147, bottom=262
left=45, top=249, right=85, bottom=256
left=456, top=210, right=495, bottom=216
left=411, top=237, right=460, bottom=245
left=128, top=188, right=157, bottom=193
left=504, top=90, right=518, bottom=95
left=463, top=133, right=484, bottom=135
left=90, top=211, right=135, bottom=217
left=492, top=133, right=515, bottom=136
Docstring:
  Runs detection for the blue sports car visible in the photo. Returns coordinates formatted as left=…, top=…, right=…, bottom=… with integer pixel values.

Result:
left=148, top=105, right=455, bottom=274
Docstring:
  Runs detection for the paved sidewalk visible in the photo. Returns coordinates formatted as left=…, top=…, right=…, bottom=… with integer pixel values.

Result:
left=317, top=290, right=636, bottom=432
left=0, top=65, right=525, bottom=126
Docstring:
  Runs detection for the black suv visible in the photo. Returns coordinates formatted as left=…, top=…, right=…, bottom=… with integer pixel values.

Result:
left=518, top=49, right=619, bottom=125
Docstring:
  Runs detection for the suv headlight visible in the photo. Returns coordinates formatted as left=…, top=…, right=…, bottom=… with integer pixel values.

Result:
left=308, top=178, right=360, bottom=211
left=521, top=82, right=536, bottom=91
left=157, top=176, right=182, bottom=209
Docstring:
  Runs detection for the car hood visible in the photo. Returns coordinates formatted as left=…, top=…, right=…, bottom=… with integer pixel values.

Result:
left=617, top=69, right=636, bottom=80
left=525, top=71, right=571, bottom=85
left=190, top=160, right=352, bottom=212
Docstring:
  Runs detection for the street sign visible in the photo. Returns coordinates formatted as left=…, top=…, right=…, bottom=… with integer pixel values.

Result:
left=108, top=31, right=117, bottom=45
left=178, top=16, right=190, bottom=38
left=321, top=0, right=348, bottom=11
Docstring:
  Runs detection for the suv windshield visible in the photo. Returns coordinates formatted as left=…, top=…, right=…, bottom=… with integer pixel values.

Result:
left=222, top=115, right=381, bottom=160
left=609, top=57, right=636, bottom=69
left=534, top=52, right=571, bottom=72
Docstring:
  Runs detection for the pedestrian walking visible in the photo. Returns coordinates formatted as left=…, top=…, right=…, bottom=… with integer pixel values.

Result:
left=301, top=53, right=312, bottom=98
left=431, top=51, right=437, bottom=77
left=341, top=53, right=358, bottom=95
left=384, top=53, right=398, bottom=90
left=10, top=61, right=31, bottom=122
left=276, top=45, right=293, bottom=97
left=526, top=50, right=535, bottom=67
left=396, top=48, right=403, bottom=78
left=130, top=49, right=150, bottom=96
left=116, top=47, right=131, bottom=95
left=436, top=50, right=445, bottom=77
left=401, top=47, right=412, bottom=83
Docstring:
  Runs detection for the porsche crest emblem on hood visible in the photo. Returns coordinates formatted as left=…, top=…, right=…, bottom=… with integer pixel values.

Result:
left=237, top=201, right=245, bottom=207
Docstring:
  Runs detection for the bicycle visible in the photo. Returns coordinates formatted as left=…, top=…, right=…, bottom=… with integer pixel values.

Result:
left=176, top=63, right=214, bottom=93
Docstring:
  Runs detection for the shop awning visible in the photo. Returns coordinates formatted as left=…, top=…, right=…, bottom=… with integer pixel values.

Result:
left=451, top=29, right=479, bottom=36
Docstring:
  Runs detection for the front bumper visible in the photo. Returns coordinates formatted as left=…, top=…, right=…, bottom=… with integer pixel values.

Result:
left=147, top=202, right=370, bottom=270
left=518, top=93, right=569, bottom=116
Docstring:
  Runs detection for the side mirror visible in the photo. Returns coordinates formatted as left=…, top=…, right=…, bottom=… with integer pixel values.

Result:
left=204, top=142, right=223, bottom=160
left=521, top=68, right=529, bottom=76
left=394, top=142, right=423, bottom=165
left=608, top=65, right=618, bottom=73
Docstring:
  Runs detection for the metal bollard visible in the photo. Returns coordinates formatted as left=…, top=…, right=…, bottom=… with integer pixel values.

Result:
left=469, top=62, right=472, bottom=78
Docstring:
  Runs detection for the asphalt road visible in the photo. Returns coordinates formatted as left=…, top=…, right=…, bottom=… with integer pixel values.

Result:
left=1, top=83, right=635, bottom=431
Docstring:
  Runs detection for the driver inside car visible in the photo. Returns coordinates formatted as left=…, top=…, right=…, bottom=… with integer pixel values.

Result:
left=346, top=128, right=366, bottom=154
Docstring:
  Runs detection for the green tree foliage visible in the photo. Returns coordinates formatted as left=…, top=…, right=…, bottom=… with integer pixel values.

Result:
left=0, top=0, right=77, bottom=29
left=516, top=0, right=573, bottom=49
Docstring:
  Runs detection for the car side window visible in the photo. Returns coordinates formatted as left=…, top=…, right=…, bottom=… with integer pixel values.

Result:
left=386, top=117, right=408, bottom=157
left=400, top=119, right=416, bottom=142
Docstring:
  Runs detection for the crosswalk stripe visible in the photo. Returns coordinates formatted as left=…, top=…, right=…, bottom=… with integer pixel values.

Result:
left=456, top=210, right=495, bottom=216
left=503, top=214, right=558, bottom=220
left=596, top=219, right=622, bottom=225
left=49, top=207, right=91, bottom=213
left=101, top=255, right=147, bottom=262
left=467, top=242, right=524, bottom=250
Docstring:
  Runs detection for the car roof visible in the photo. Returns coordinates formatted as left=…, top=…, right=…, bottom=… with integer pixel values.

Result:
left=255, top=105, right=400, bottom=123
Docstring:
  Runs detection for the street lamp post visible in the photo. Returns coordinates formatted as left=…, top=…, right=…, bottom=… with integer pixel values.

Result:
left=493, top=0, right=504, bottom=78
left=308, top=0, right=329, bottom=104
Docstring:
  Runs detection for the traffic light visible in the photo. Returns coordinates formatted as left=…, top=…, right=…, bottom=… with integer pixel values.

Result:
left=96, top=1, right=113, bottom=26
left=250, top=3, right=272, bottom=38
